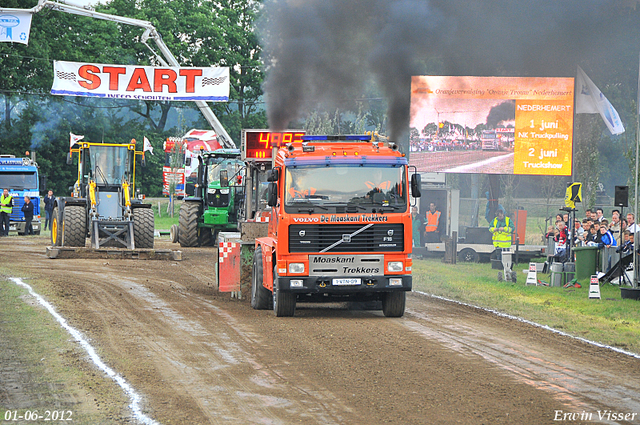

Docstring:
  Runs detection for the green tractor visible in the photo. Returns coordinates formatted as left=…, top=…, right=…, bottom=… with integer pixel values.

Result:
left=177, top=149, right=245, bottom=247
left=51, top=140, right=154, bottom=249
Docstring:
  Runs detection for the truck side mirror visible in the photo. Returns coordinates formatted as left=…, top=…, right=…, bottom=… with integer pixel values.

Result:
left=141, top=157, right=146, bottom=167
left=267, top=168, right=279, bottom=182
left=411, top=173, right=421, bottom=198
left=66, top=152, right=72, bottom=165
left=220, top=169, right=229, bottom=187
left=185, top=157, right=191, bottom=167
left=267, top=182, right=278, bottom=207
left=39, top=175, right=47, bottom=192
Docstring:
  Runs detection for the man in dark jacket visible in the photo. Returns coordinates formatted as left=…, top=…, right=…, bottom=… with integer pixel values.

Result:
left=43, top=190, right=55, bottom=231
left=21, top=196, right=34, bottom=235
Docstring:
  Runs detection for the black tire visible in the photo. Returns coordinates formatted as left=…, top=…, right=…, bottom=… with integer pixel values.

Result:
left=382, top=291, right=406, bottom=317
left=62, top=205, right=86, bottom=247
left=198, top=227, right=214, bottom=246
left=273, top=266, right=296, bottom=317
left=251, top=246, right=271, bottom=310
left=178, top=202, right=201, bottom=247
left=51, top=206, right=62, bottom=247
left=133, top=208, right=155, bottom=249
left=170, top=224, right=179, bottom=243
left=458, top=248, right=480, bottom=263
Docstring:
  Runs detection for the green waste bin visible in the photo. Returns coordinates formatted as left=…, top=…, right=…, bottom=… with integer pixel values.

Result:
left=573, top=246, right=599, bottom=281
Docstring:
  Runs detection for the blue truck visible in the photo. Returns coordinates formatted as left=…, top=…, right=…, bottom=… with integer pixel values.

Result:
left=0, top=155, right=42, bottom=235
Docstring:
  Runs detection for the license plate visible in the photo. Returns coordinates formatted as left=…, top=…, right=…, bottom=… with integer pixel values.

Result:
left=332, top=278, right=361, bottom=286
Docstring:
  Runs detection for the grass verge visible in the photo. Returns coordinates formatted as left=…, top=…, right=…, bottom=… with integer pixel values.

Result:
left=412, top=258, right=640, bottom=355
left=0, top=274, right=125, bottom=424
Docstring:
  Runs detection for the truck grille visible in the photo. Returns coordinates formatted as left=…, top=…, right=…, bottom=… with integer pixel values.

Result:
left=289, top=223, right=404, bottom=253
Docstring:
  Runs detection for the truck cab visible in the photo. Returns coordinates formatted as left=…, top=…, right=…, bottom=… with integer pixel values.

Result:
left=251, top=135, right=421, bottom=317
left=0, top=156, right=42, bottom=235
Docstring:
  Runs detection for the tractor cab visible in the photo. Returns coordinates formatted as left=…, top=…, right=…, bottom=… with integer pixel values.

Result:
left=52, top=140, right=154, bottom=249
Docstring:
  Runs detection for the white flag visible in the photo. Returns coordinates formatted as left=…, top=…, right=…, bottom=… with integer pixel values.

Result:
left=0, top=11, right=32, bottom=45
left=70, top=132, right=84, bottom=148
left=575, top=66, right=625, bottom=135
left=143, top=136, right=154, bottom=155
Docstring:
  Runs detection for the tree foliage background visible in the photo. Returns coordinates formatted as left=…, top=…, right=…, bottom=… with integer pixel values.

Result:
left=1, top=0, right=640, bottom=207
left=0, top=0, right=265, bottom=196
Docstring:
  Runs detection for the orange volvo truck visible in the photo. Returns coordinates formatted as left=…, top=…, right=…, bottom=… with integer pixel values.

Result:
left=251, top=134, right=422, bottom=317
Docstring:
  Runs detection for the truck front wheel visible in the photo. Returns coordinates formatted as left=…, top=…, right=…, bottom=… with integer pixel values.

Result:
left=382, top=291, right=406, bottom=317
left=251, top=246, right=271, bottom=310
left=273, top=266, right=296, bottom=317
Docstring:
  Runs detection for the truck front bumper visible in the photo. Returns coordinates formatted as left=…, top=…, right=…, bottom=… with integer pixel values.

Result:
left=276, top=274, right=412, bottom=294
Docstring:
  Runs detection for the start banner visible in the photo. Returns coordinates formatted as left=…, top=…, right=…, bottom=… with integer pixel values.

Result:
left=51, top=60, right=229, bottom=102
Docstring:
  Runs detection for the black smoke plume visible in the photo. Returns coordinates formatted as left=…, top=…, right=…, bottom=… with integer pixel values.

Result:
left=260, top=0, right=625, bottom=147
left=486, top=100, right=516, bottom=129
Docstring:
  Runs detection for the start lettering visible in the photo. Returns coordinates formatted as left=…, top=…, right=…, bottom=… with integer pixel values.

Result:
left=77, top=65, right=202, bottom=93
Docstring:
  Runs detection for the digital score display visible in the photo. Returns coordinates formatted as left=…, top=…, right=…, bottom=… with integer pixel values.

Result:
left=242, top=130, right=305, bottom=161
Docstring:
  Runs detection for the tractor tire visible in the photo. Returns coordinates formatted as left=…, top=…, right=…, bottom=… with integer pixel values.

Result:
left=273, top=266, right=296, bottom=317
left=62, top=205, right=86, bottom=247
left=51, top=207, right=62, bottom=247
left=251, top=246, right=271, bottom=310
left=133, top=208, right=154, bottom=249
left=198, top=227, right=214, bottom=247
left=382, top=291, right=406, bottom=317
left=178, top=202, right=200, bottom=247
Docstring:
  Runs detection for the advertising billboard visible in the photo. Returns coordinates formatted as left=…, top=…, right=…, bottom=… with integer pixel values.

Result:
left=410, top=76, right=575, bottom=176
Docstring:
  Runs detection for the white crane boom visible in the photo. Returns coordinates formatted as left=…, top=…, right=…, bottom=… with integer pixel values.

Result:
left=1, top=0, right=235, bottom=148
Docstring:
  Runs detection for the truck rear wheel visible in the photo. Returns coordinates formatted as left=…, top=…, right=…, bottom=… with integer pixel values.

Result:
left=251, top=246, right=271, bottom=310
left=273, top=266, right=296, bottom=317
left=133, top=208, right=154, bottom=249
left=178, top=202, right=200, bottom=247
left=51, top=207, right=62, bottom=247
left=62, top=205, right=86, bottom=247
left=382, top=291, right=406, bottom=317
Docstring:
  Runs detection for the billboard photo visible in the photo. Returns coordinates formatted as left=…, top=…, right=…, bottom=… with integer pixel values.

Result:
left=409, top=76, right=575, bottom=176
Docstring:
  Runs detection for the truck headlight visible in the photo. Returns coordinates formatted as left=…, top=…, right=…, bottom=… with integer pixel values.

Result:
left=220, top=189, right=230, bottom=194
left=289, top=263, right=305, bottom=274
left=387, top=261, right=403, bottom=272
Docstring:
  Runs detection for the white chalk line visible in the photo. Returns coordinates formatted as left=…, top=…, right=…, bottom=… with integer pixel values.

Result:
left=412, top=290, right=640, bottom=360
left=8, top=277, right=161, bottom=425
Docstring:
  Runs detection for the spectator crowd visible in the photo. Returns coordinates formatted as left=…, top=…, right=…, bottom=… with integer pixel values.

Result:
left=546, top=207, right=638, bottom=259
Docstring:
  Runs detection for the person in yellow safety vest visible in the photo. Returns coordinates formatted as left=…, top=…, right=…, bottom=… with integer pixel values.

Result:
left=489, top=208, right=513, bottom=249
left=424, top=202, right=441, bottom=243
left=0, top=188, right=14, bottom=237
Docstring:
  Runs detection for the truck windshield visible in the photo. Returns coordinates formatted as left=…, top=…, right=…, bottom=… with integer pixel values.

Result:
left=90, top=146, right=129, bottom=185
left=0, top=172, right=38, bottom=190
left=284, top=165, right=406, bottom=212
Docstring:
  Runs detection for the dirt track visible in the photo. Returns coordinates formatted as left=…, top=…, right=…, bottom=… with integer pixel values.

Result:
left=2, top=236, right=640, bottom=424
